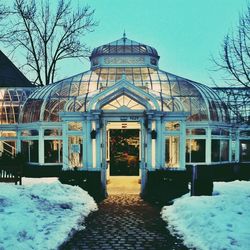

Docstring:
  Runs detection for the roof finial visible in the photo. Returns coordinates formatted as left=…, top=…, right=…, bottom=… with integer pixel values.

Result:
left=123, top=30, right=126, bottom=41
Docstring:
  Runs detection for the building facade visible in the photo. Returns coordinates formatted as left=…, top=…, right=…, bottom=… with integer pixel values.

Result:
left=0, top=36, right=250, bottom=194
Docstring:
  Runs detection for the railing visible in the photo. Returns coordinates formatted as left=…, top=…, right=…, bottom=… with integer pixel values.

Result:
left=0, top=165, right=22, bottom=185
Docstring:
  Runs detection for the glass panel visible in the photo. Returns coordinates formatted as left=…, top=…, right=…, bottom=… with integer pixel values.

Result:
left=240, top=130, right=250, bottom=137
left=165, top=136, right=179, bottom=168
left=102, top=95, right=145, bottom=110
left=30, top=141, right=38, bottom=162
left=44, top=129, right=62, bottom=136
left=21, top=140, right=38, bottom=162
left=44, top=140, right=62, bottom=163
left=186, top=139, right=206, bottom=163
left=240, top=140, right=250, bottom=162
left=186, top=129, right=206, bottom=135
left=68, top=122, right=82, bottom=131
left=212, top=140, right=220, bottom=162
left=165, top=121, right=180, bottom=131
left=221, top=129, right=229, bottom=136
left=21, top=141, right=29, bottom=160
left=0, top=141, right=16, bottom=157
left=68, top=136, right=83, bottom=168
left=21, top=130, right=39, bottom=136
left=0, top=131, right=17, bottom=137
left=231, top=140, right=236, bottom=161
left=221, top=140, right=229, bottom=161
left=212, top=128, right=221, bottom=135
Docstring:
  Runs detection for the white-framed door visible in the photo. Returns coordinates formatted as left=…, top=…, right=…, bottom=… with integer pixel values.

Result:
left=100, top=116, right=147, bottom=194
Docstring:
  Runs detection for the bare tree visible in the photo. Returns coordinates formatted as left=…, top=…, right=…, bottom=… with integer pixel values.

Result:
left=0, top=4, right=9, bottom=39
left=213, top=5, right=250, bottom=88
left=1, top=0, right=97, bottom=85
left=212, top=5, right=250, bottom=124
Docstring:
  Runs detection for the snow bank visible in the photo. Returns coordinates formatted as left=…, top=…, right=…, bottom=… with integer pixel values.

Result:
left=162, top=181, right=250, bottom=250
left=0, top=179, right=97, bottom=250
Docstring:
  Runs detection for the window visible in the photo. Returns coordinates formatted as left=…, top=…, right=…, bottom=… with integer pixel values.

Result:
left=0, top=141, right=16, bottom=157
left=0, top=131, right=17, bottom=137
left=165, top=136, right=179, bottom=168
left=68, top=136, right=83, bottom=168
left=186, top=139, right=206, bottom=163
left=44, top=129, right=62, bottom=136
left=240, top=140, right=250, bottom=162
left=102, top=95, right=145, bottom=110
left=44, top=140, right=62, bottom=163
left=166, top=121, right=180, bottom=131
left=21, top=130, right=38, bottom=136
left=211, top=140, right=220, bottom=162
left=240, top=130, right=250, bottom=137
left=212, top=140, right=229, bottom=162
left=186, top=128, right=206, bottom=135
left=68, top=122, right=82, bottom=131
left=212, top=128, right=229, bottom=136
left=231, top=140, right=236, bottom=162
left=21, top=140, right=38, bottom=162
left=221, top=140, right=229, bottom=161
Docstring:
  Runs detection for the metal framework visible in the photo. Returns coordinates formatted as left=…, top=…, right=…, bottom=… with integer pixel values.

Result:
left=213, top=87, right=250, bottom=124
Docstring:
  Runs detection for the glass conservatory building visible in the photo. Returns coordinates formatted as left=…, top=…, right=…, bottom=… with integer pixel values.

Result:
left=0, top=36, right=249, bottom=193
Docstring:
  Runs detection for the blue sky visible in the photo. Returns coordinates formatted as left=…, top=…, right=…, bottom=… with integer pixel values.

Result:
left=79, top=0, right=248, bottom=86
left=2, top=0, right=249, bottom=86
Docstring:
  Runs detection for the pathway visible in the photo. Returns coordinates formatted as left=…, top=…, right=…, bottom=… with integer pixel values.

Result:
left=60, top=194, right=188, bottom=250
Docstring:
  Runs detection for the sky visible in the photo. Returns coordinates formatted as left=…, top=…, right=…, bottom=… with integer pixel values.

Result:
left=2, top=0, right=249, bottom=86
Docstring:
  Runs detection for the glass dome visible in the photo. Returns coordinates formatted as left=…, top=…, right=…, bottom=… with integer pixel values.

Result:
left=0, top=88, right=33, bottom=124
left=90, top=35, right=159, bottom=60
left=20, top=66, right=230, bottom=123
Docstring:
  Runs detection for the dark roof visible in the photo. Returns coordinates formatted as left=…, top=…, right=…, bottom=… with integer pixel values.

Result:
left=0, top=50, right=33, bottom=87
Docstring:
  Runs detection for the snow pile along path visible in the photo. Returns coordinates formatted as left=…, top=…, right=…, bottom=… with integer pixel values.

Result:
left=162, top=181, right=250, bottom=250
left=0, top=179, right=97, bottom=250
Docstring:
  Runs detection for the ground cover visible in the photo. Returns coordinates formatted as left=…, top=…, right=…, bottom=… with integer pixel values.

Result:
left=0, top=178, right=97, bottom=250
left=162, top=181, right=250, bottom=250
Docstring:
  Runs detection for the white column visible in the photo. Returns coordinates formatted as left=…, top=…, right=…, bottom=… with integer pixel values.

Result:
left=179, top=120, right=186, bottom=169
left=62, top=122, right=69, bottom=170
left=147, top=118, right=152, bottom=170
left=229, top=128, right=232, bottom=162
left=206, top=127, right=211, bottom=164
left=86, top=117, right=93, bottom=169
left=161, top=121, right=166, bottom=168
left=155, top=117, right=161, bottom=169
left=95, top=119, right=102, bottom=170
left=235, top=130, right=240, bottom=162
left=16, top=130, right=21, bottom=153
left=38, top=127, right=44, bottom=164
left=82, top=119, right=87, bottom=170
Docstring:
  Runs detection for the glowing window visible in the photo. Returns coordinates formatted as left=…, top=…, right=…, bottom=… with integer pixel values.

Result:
left=102, top=95, right=145, bottom=110
left=68, top=122, right=82, bottom=131
left=165, top=121, right=180, bottom=131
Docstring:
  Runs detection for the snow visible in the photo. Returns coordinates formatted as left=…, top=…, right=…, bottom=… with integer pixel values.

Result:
left=0, top=178, right=98, bottom=250
left=162, top=181, right=250, bottom=250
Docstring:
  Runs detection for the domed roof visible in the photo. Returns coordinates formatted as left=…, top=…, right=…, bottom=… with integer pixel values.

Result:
left=90, top=34, right=159, bottom=60
left=19, top=67, right=230, bottom=123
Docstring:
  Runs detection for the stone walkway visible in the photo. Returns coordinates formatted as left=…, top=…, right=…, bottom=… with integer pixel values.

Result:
left=60, top=195, right=188, bottom=250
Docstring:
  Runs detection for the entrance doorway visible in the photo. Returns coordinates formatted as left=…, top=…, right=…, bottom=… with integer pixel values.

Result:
left=109, top=129, right=139, bottom=176
left=105, top=122, right=141, bottom=194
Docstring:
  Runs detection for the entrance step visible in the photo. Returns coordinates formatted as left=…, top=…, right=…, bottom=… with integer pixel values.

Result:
left=107, top=176, right=140, bottom=194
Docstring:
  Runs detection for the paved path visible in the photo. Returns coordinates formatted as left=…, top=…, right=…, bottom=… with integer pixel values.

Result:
left=60, top=195, right=188, bottom=250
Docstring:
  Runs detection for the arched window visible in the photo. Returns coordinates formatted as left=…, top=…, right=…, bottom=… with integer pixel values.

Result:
left=102, top=95, right=145, bottom=110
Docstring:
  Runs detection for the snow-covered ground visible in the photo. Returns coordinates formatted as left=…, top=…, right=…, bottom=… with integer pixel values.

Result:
left=0, top=178, right=98, bottom=250
left=162, top=181, right=250, bottom=250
